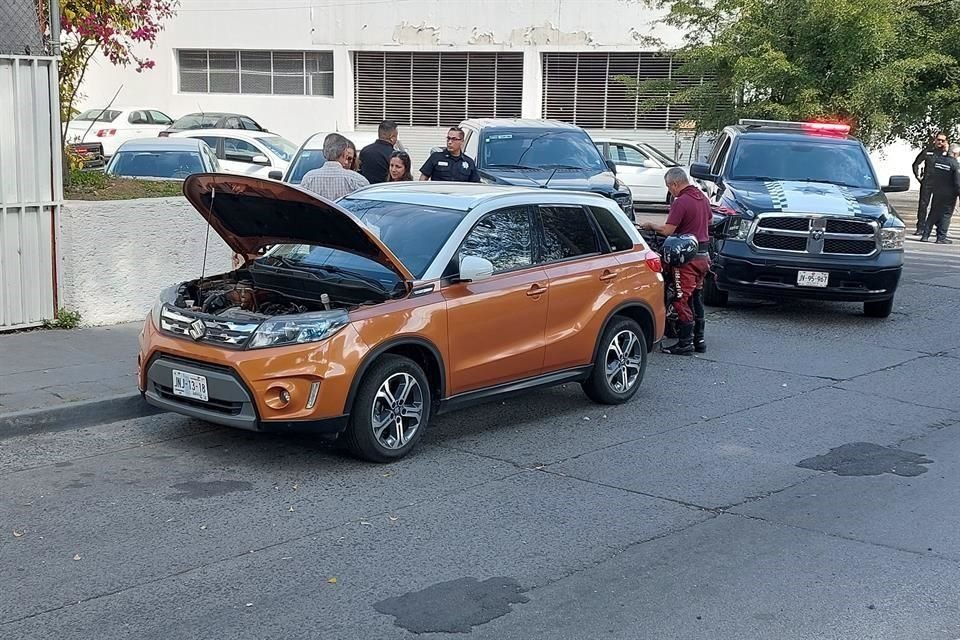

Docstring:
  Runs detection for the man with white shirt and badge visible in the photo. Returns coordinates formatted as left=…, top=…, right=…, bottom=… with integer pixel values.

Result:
left=419, top=127, right=481, bottom=183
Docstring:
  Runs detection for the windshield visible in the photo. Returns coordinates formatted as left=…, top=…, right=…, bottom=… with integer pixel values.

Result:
left=259, top=136, right=297, bottom=162
left=286, top=148, right=325, bottom=184
left=642, top=144, right=679, bottom=167
left=263, top=199, right=465, bottom=287
left=107, top=150, right=204, bottom=179
left=729, top=138, right=878, bottom=189
left=75, top=109, right=120, bottom=123
left=481, top=130, right=607, bottom=172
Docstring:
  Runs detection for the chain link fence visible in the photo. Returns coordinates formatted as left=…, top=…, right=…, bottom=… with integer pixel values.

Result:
left=0, top=0, right=56, bottom=56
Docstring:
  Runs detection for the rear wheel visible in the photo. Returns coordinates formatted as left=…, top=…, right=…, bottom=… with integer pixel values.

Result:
left=864, top=297, right=894, bottom=318
left=703, top=271, right=728, bottom=307
left=582, top=317, right=648, bottom=405
left=343, top=355, right=430, bottom=463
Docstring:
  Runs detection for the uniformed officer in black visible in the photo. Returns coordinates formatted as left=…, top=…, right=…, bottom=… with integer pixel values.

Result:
left=912, top=132, right=949, bottom=235
left=920, top=142, right=960, bottom=244
left=419, top=127, right=481, bottom=182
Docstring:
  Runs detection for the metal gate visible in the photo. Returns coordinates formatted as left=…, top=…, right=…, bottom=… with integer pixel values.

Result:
left=0, top=54, right=61, bottom=330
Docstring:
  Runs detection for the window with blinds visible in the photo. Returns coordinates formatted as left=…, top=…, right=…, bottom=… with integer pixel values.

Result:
left=354, top=52, right=523, bottom=127
left=178, top=50, right=334, bottom=96
left=542, top=52, right=700, bottom=129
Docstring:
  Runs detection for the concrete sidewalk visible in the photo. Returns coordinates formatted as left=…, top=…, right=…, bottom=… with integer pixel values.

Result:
left=0, top=322, right=159, bottom=438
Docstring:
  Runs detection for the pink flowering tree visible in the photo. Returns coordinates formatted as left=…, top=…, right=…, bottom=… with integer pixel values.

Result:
left=59, top=0, right=178, bottom=145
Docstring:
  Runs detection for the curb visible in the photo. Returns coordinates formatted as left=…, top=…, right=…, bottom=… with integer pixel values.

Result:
left=0, top=393, right=165, bottom=439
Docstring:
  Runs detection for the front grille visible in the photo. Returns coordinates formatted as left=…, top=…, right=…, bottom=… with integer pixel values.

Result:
left=753, top=234, right=807, bottom=251
left=154, top=382, right=243, bottom=416
left=757, top=217, right=810, bottom=231
left=159, top=306, right=261, bottom=348
left=749, top=214, right=878, bottom=256
left=824, top=239, right=876, bottom=255
left=826, top=219, right=874, bottom=235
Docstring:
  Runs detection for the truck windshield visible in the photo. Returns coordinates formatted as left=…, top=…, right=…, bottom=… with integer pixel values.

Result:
left=481, top=130, right=607, bottom=172
left=729, top=138, right=878, bottom=189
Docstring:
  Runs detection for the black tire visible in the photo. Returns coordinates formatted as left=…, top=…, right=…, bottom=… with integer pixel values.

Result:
left=343, top=355, right=431, bottom=463
left=582, top=317, right=648, bottom=405
left=703, top=271, right=728, bottom=307
left=864, top=297, right=894, bottom=318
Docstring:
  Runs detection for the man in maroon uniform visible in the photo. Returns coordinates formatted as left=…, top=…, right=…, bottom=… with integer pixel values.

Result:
left=639, top=167, right=712, bottom=355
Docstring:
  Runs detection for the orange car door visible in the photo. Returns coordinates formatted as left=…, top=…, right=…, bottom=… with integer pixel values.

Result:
left=442, top=206, right=548, bottom=394
left=538, top=205, right=622, bottom=372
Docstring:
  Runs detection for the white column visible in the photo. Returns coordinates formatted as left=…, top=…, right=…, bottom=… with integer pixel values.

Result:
left=521, top=48, right=542, bottom=119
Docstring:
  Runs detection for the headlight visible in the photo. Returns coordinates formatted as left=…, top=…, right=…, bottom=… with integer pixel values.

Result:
left=726, top=216, right=752, bottom=240
left=151, top=285, right=179, bottom=327
left=880, top=227, right=905, bottom=250
left=248, top=310, right=349, bottom=349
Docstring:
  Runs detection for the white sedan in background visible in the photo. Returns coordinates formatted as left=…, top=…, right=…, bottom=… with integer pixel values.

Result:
left=64, top=107, right=175, bottom=157
left=170, top=129, right=298, bottom=179
left=593, top=137, right=713, bottom=206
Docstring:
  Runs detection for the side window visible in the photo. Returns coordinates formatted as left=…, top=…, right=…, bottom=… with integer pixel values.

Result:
left=128, top=110, right=148, bottom=124
left=148, top=110, right=173, bottom=125
left=539, top=206, right=600, bottom=262
left=241, top=117, right=260, bottom=131
left=617, top=144, right=650, bottom=166
left=595, top=143, right=609, bottom=159
left=196, top=136, right=221, bottom=154
left=223, top=117, right=242, bottom=129
left=709, top=134, right=731, bottom=175
left=589, top=206, right=634, bottom=252
left=459, top=207, right=533, bottom=274
left=464, top=129, right=478, bottom=160
left=223, top=138, right=260, bottom=163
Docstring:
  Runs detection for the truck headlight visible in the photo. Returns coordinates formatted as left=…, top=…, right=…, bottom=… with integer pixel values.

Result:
left=248, top=310, right=349, bottom=349
left=726, top=216, right=752, bottom=240
left=880, top=227, right=905, bottom=250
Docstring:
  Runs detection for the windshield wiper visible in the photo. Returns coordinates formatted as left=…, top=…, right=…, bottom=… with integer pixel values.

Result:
left=541, top=164, right=585, bottom=170
left=312, top=264, right=390, bottom=293
left=487, top=163, right=538, bottom=170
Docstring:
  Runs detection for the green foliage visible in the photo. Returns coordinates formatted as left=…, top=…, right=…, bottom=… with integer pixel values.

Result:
left=64, top=171, right=185, bottom=200
left=623, top=0, right=960, bottom=147
left=44, top=308, right=82, bottom=330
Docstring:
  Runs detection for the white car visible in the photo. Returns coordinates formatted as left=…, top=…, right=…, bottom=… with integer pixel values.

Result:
left=65, top=107, right=175, bottom=157
left=276, top=131, right=407, bottom=183
left=170, top=129, right=297, bottom=179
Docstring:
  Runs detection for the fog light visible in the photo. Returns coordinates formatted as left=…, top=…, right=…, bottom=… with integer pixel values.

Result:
left=265, top=386, right=294, bottom=410
left=279, top=389, right=291, bottom=404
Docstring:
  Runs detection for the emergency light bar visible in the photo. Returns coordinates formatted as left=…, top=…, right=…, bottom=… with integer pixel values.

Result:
left=738, top=119, right=850, bottom=136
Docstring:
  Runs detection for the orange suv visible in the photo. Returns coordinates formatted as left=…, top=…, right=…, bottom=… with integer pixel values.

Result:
left=138, top=175, right=665, bottom=461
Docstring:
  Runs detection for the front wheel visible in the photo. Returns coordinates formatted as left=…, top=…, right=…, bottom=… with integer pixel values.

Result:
left=344, top=355, right=431, bottom=463
left=582, top=317, right=648, bottom=405
left=864, top=297, right=894, bottom=318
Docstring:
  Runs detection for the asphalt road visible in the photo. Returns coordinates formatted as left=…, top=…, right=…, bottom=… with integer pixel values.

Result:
left=3, top=266, right=960, bottom=638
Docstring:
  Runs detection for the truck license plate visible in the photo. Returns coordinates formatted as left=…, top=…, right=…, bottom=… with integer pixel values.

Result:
left=172, top=369, right=208, bottom=402
left=797, top=271, right=829, bottom=288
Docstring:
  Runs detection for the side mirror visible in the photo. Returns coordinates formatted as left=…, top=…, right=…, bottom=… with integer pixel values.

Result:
left=251, top=154, right=270, bottom=166
left=456, top=255, right=494, bottom=283
left=642, top=158, right=659, bottom=169
left=690, top=162, right=718, bottom=182
left=882, top=175, right=911, bottom=193
left=605, top=159, right=618, bottom=175
left=267, top=170, right=283, bottom=181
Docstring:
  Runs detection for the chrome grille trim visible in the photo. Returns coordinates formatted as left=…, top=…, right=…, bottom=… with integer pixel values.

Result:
left=748, top=213, right=879, bottom=257
left=159, top=305, right=262, bottom=348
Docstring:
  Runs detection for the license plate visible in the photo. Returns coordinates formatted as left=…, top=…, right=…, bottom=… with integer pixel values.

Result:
left=172, top=369, right=208, bottom=402
left=797, top=270, right=829, bottom=288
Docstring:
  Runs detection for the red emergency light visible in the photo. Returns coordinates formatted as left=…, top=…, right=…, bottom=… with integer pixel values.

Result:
left=801, top=122, right=850, bottom=136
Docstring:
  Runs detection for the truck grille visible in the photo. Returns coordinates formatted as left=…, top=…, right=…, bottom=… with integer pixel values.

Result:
left=749, top=214, right=878, bottom=257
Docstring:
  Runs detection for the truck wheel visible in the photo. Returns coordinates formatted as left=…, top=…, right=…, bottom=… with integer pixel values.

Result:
left=703, top=272, right=728, bottom=307
left=582, top=317, right=647, bottom=405
left=344, top=355, right=430, bottom=463
left=864, top=297, right=894, bottom=318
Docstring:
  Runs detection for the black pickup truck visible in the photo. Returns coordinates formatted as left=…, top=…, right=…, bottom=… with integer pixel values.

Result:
left=691, top=119, right=911, bottom=318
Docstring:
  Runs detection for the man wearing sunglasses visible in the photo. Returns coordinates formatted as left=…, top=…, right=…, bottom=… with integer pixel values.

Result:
left=912, top=132, right=949, bottom=236
left=419, top=127, right=480, bottom=183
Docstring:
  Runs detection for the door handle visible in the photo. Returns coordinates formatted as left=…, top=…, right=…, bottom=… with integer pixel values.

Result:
left=599, top=269, right=619, bottom=281
left=526, top=284, right=547, bottom=297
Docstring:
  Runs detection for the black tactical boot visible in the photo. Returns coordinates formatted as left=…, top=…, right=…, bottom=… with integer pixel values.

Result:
left=662, top=322, right=694, bottom=356
left=694, top=319, right=706, bottom=353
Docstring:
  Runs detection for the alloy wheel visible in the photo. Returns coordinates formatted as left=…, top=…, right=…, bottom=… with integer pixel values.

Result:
left=370, top=372, right=424, bottom=450
left=605, top=330, right=643, bottom=394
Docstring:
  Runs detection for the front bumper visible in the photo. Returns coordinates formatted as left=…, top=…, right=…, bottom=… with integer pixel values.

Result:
left=137, top=317, right=362, bottom=434
left=713, top=240, right=902, bottom=302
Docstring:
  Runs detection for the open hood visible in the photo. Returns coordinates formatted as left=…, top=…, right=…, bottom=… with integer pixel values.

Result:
left=183, top=174, right=414, bottom=281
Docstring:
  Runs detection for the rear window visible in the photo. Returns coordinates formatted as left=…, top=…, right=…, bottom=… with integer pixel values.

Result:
left=538, top=206, right=600, bottom=262
left=108, top=150, right=204, bottom=179
left=75, top=109, right=120, bottom=122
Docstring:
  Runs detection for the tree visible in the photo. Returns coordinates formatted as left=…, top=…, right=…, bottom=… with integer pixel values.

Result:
left=621, top=0, right=960, bottom=148
left=58, top=0, right=178, bottom=146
